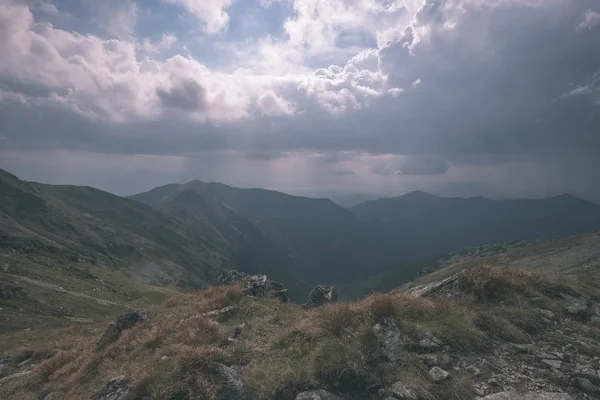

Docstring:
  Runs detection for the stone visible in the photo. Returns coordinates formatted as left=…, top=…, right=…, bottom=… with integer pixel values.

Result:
left=202, top=306, right=240, bottom=319
left=244, top=275, right=288, bottom=302
left=418, top=354, right=439, bottom=367
left=43, top=393, right=59, bottom=400
left=508, top=343, right=535, bottom=354
left=373, top=317, right=403, bottom=362
left=209, top=362, right=245, bottom=400
left=465, top=365, right=481, bottom=376
left=217, top=270, right=248, bottom=285
left=388, top=381, right=418, bottom=399
left=234, top=323, right=246, bottom=339
left=541, top=359, right=563, bottom=370
left=571, top=376, right=598, bottom=392
left=97, top=310, right=147, bottom=349
left=564, top=303, right=592, bottom=318
left=540, top=310, right=556, bottom=319
left=92, top=376, right=132, bottom=400
left=304, top=285, right=338, bottom=308
left=419, top=332, right=443, bottom=350
left=429, top=366, right=449, bottom=383
left=295, top=390, right=342, bottom=400
left=480, top=392, right=574, bottom=400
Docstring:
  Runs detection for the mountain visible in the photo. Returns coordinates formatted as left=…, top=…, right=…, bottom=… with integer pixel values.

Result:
left=350, top=191, right=600, bottom=262
left=0, top=169, right=313, bottom=298
left=130, top=181, right=386, bottom=283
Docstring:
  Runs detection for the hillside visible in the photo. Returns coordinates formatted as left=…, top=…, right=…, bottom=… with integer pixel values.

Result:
left=350, top=191, right=600, bottom=261
left=0, top=169, right=313, bottom=300
left=130, top=181, right=387, bottom=283
left=2, top=247, right=600, bottom=399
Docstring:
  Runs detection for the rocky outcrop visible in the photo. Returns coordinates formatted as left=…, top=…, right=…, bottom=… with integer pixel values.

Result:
left=304, top=285, right=338, bottom=308
left=217, top=270, right=289, bottom=302
left=91, top=376, right=132, bottom=400
left=244, top=274, right=288, bottom=302
left=294, top=389, right=342, bottom=400
left=202, top=306, right=240, bottom=319
left=373, top=317, right=403, bottom=362
left=217, top=270, right=248, bottom=285
left=97, top=309, right=147, bottom=349
left=209, top=362, right=245, bottom=400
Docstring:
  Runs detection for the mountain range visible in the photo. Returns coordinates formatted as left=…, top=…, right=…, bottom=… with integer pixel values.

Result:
left=3, top=167, right=600, bottom=299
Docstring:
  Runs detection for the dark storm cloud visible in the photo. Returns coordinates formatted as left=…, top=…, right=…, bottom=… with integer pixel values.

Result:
left=156, top=79, right=208, bottom=111
left=1, top=0, right=600, bottom=199
left=398, top=157, right=448, bottom=176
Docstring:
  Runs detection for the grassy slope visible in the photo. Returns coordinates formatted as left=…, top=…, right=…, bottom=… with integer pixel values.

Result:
left=2, top=262, right=600, bottom=399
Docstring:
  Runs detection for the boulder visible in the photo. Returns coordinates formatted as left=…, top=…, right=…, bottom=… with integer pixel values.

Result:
left=97, top=310, right=147, bottom=349
left=385, top=381, right=418, bottom=399
left=209, top=362, right=245, bottom=400
left=92, top=376, right=132, bottom=400
left=295, top=389, right=342, bottom=400
left=480, top=392, right=573, bottom=400
left=428, top=366, right=449, bottom=383
left=419, top=332, right=443, bottom=350
left=217, top=270, right=248, bottom=285
left=244, top=274, right=289, bottom=302
left=373, top=317, right=403, bottom=362
left=304, top=285, right=338, bottom=308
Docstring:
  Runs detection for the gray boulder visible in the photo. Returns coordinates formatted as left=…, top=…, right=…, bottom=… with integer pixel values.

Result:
left=97, top=310, right=147, bottom=349
left=209, top=362, right=245, bottom=400
left=217, top=270, right=248, bottom=285
left=428, top=366, right=449, bottom=383
left=304, top=285, right=338, bottom=308
left=373, top=317, right=403, bottom=362
left=295, top=389, right=342, bottom=400
left=91, top=376, right=131, bottom=400
left=480, top=392, right=573, bottom=400
left=244, top=274, right=288, bottom=302
left=385, top=381, right=418, bottom=399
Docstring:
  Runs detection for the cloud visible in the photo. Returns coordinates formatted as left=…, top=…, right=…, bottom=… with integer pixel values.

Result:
left=162, top=0, right=234, bottom=34
left=577, top=9, right=600, bottom=30
left=88, top=0, right=138, bottom=39
left=1, top=0, right=600, bottom=201
left=398, top=157, right=449, bottom=176
left=140, top=33, right=177, bottom=55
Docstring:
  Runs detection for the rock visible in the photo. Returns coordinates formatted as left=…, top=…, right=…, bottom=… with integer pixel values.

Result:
left=202, top=306, right=240, bottom=319
left=97, top=310, right=147, bottom=349
left=387, top=381, right=418, bottom=399
left=419, top=332, right=443, bottom=350
left=465, top=365, right=481, bottom=376
left=44, top=392, right=62, bottom=400
left=18, top=357, right=34, bottom=367
left=244, top=275, right=289, bottom=302
left=480, top=392, right=573, bottom=400
left=217, top=270, right=248, bottom=285
left=92, top=376, right=132, bottom=400
left=508, top=343, right=535, bottom=354
left=234, top=323, right=246, bottom=339
left=295, top=389, right=342, bottom=400
left=564, top=302, right=592, bottom=318
left=0, top=370, right=32, bottom=383
left=304, top=285, right=338, bottom=308
left=408, top=275, right=459, bottom=298
left=373, top=317, right=403, bottom=362
left=209, top=362, right=245, bottom=400
left=417, top=354, right=439, bottom=367
left=571, top=376, right=598, bottom=392
left=429, top=366, right=449, bottom=383
left=541, top=359, right=563, bottom=370
left=540, top=310, right=556, bottom=319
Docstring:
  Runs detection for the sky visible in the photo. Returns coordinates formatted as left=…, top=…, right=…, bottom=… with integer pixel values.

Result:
left=0, top=0, right=599, bottom=201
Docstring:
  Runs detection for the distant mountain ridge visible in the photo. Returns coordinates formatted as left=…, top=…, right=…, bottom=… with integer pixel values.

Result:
left=4, top=167, right=600, bottom=300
